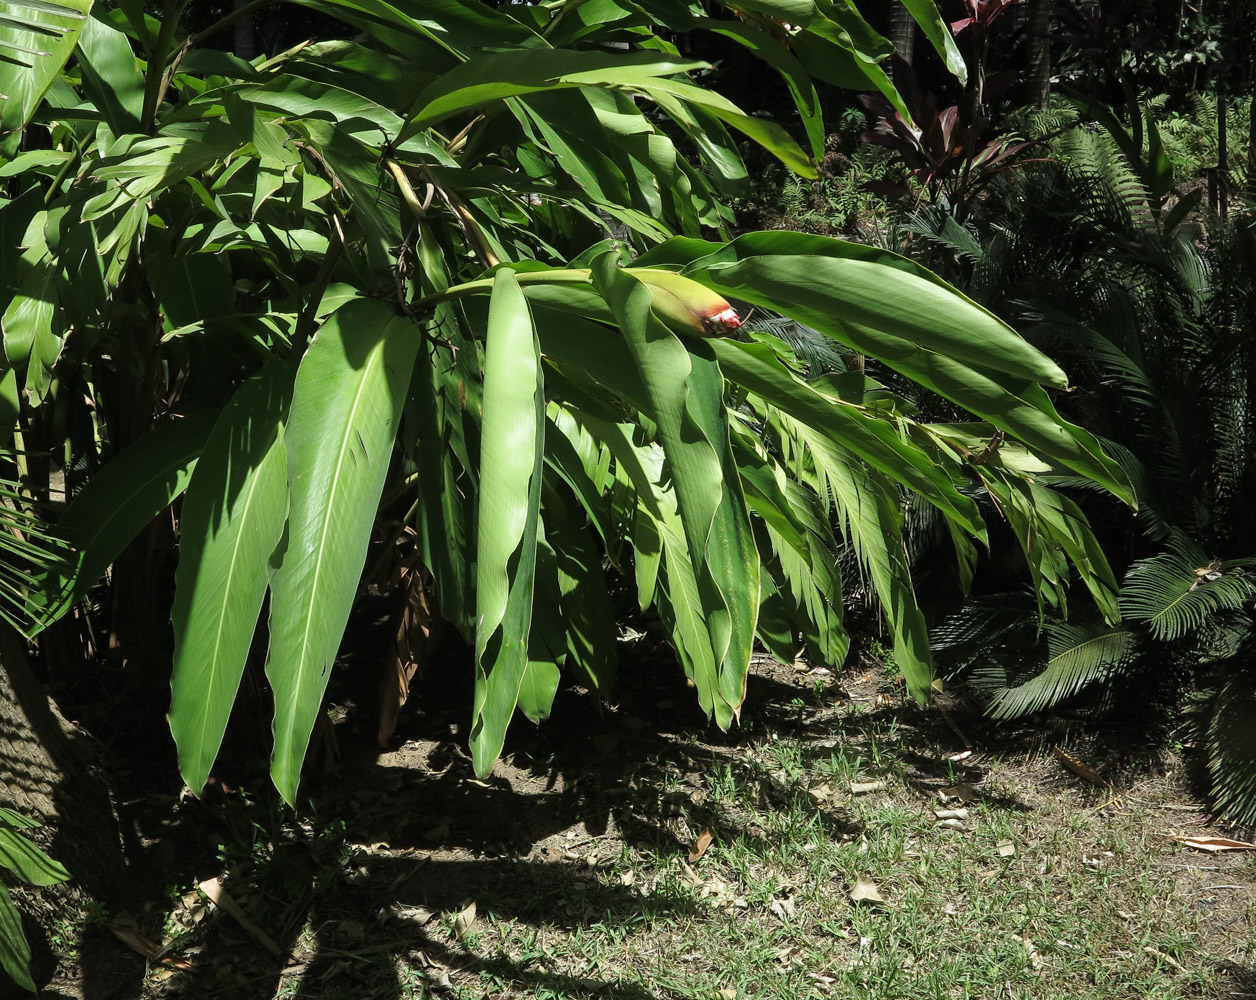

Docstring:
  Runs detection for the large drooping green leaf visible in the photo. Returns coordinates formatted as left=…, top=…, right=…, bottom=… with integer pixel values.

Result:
left=696, top=19, right=824, bottom=162
left=0, top=881, right=34, bottom=993
left=33, top=409, right=219, bottom=626
left=0, top=0, right=91, bottom=153
left=401, top=48, right=705, bottom=136
left=899, top=0, right=967, bottom=84
left=595, top=258, right=759, bottom=724
left=169, top=366, right=293, bottom=797
left=0, top=809, right=67, bottom=990
left=2, top=258, right=63, bottom=403
left=678, top=235, right=1132, bottom=503
left=265, top=299, right=418, bottom=804
left=686, top=233, right=1067, bottom=385
left=638, top=77, right=815, bottom=176
left=782, top=410, right=934, bottom=701
left=711, top=338, right=984, bottom=538
left=74, top=9, right=144, bottom=136
left=470, top=269, right=545, bottom=775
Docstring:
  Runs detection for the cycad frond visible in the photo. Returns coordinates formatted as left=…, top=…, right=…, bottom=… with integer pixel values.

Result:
left=743, top=313, right=853, bottom=378
left=1200, top=665, right=1256, bottom=826
left=985, top=620, right=1137, bottom=719
left=903, top=205, right=985, bottom=264
left=1119, top=533, right=1256, bottom=641
left=0, top=479, right=75, bottom=635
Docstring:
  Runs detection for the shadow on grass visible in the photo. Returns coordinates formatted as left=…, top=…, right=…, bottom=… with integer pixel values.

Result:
left=56, top=628, right=1218, bottom=999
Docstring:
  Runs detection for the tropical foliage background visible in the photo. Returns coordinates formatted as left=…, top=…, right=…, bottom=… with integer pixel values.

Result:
left=1, top=0, right=1254, bottom=992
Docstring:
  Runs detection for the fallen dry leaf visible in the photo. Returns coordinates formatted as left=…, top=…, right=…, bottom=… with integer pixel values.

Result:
left=198, top=877, right=282, bottom=957
left=934, top=808, right=969, bottom=820
left=1052, top=745, right=1111, bottom=788
left=850, top=875, right=886, bottom=905
left=808, top=782, right=838, bottom=807
left=997, top=840, right=1016, bottom=858
left=850, top=780, right=886, bottom=795
left=769, top=895, right=796, bottom=921
left=688, top=829, right=714, bottom=862
left=1143, top=945, right=1188, bottom=972
left=1170, top=835, right=1256, bottom=853
left=453, top=900, right=477, bottom=941
left=939, top=783, right=979, bottom=803
left=108, top=922, right=161, bottom=959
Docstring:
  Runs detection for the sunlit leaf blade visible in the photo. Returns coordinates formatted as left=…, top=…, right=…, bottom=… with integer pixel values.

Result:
left=266, top=299, right=418, bottom=804
left=169, top=366, right=293, bottom=797
left=0, top=824, right=69, bottom=885
left=680, top=234, right=1132, bottom=503
left=0, top=0, right=90, bottom=149
left=688, top=233, right=1066, bottom=385
left=33, top=410, right=219, bottom=627
left=899, top=0, right=968, bottom=84
left=74, top=11, right=145, bottom=136
left=470, top=270, right=545, bottom=775
left=402, top=48, right=705, bottom=136
left=595, top=258, right=759, bottom=724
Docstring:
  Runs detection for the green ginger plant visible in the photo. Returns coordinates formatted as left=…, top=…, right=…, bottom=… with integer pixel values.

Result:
left=0, top=809, right=70, bottom=993
left=0, top=0, right=1130, bottom=809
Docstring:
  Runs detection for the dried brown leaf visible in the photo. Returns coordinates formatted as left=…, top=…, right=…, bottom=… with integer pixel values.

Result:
left=1052, top=746, right=1111, bottom=788
left=939, top=783, right=979, bottom=803
left=108, top=922, right=161, bottom=959
left=198, top=877, right=282, bottom=957
left=377, top=559, right=441, bottom=748
left=688, top=829, right=714, bottom=863
left=850, top=780, right=886, bottom=795
left=1170, top=835, right=1256, bottom=853
left=850, top=875, right=886, bottom=905
left=453, top=900, right=477, bottom=941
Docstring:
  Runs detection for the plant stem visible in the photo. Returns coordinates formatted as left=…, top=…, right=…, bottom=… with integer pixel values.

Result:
left=141, top=0, right=191, bottom=131
left=414, top=269, right=593, bottom=310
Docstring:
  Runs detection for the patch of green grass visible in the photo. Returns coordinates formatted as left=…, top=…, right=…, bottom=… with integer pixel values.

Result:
left=425, top=705, right=1253, bottom=1000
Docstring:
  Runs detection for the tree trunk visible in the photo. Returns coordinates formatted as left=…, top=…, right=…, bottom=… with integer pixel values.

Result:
left=889, top=1, right=916, bottom=78
left=0, top=622, right=135, bottom=989
left=1025, top=0, right=1052, bottom=110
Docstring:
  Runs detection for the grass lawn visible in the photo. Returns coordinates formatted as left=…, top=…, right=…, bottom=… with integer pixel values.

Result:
left=75, top=652, right=1256, bottom=1000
